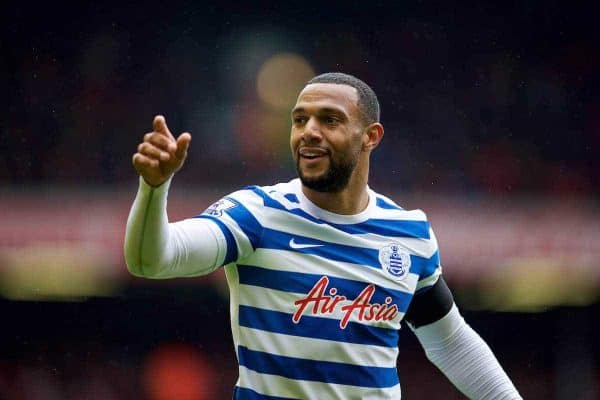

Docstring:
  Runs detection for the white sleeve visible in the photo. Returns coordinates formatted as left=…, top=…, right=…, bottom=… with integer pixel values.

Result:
left=124, top=176, right=228, bottom=279
left=411, top=304, right=522, bottom=400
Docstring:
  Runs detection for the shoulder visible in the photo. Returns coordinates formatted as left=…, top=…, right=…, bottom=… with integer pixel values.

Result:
left=224, top=179, right=301, bottom=212
left=367, top=189, right=438, bottom=255
left=369, top=189, right=430, bottom=223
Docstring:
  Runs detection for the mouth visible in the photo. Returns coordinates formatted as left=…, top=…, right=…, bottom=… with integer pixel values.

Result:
left=299, top=147, right=329, bottom=160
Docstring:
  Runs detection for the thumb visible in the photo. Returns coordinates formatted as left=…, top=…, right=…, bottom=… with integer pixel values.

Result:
left=175, top=132, right=192, bottom=160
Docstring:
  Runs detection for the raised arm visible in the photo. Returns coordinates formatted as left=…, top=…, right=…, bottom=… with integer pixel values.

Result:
left=124, top=116, right=226, bottom=279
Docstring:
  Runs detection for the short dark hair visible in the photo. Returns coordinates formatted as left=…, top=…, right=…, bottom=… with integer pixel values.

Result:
left=307, top=72, right=380, bottom=125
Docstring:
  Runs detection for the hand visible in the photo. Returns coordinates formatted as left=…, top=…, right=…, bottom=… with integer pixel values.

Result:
left=132, top=115, right=192, bottom=187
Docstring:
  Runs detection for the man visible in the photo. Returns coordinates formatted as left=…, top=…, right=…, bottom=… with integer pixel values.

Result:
left=125, top=73, right=522, bottom=399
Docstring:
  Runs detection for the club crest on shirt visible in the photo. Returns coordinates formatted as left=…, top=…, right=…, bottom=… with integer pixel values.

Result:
left=203, top=198, right=237, bottom=217
left=379, top=243, right=411, bottom=281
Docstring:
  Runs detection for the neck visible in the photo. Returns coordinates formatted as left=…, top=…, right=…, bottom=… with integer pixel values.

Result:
left=301, top=169, right=370, bottom=215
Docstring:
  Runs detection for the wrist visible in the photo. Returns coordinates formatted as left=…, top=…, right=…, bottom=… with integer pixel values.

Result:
left=139, top=175, right=173, bottom=193
left=141, top=175, right=172, bottom=188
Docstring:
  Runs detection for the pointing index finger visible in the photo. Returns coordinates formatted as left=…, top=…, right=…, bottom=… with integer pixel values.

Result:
left=153, top=115, right=174, bottom=140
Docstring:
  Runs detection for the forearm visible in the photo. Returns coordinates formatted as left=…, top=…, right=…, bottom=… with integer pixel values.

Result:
left=124, top=177, right=225, bottom=278
left=124, top=176, right=171, bottom=277
left=412, top=305, right=522, bottom=400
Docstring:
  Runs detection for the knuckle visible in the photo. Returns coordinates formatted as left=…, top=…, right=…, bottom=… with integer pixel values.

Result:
left=139, top=143, right=156, bottom=155
left=159, top=136, right=172, bottom=149
left=150, top=135, right=164, bottom=146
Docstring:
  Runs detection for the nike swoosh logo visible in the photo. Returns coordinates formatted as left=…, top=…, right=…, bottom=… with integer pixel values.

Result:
left=289, top=238, right=325, bottom=249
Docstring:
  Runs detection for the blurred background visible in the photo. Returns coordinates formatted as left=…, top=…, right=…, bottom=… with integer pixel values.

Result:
left=1, top=1, right=598, bottom=399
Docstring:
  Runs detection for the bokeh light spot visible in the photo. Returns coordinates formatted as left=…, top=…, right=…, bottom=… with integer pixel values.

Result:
left=143, top=342, right=216, bottom=400
left=256, top=53, right=315, bottom=110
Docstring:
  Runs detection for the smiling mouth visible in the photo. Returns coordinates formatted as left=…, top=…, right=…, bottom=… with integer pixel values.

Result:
left=302, top=154, right=325, bottom=160
left=299, top=148, right=329, bottom=160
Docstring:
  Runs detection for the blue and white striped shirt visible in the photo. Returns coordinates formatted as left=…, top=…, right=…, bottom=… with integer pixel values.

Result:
left=197, top=178, right=441, bottom=400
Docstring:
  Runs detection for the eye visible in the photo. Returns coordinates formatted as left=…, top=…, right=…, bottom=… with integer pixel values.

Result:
left=324, top=116, right=339, bottom=125
left=293, top=116, right=307, bottom=125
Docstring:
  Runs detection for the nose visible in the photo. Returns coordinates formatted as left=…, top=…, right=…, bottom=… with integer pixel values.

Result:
left=302, top=117, right=322, bottom=141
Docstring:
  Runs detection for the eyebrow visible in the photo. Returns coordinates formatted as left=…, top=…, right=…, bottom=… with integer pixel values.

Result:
left=291, top=106, right=349, bottom=120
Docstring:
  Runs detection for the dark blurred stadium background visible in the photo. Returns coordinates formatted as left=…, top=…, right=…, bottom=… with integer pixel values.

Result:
left=1, top=1, right=598, bottom=399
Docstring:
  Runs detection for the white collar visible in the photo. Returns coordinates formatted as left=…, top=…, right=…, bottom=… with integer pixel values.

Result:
left=291, top=178, right=376, bottom=224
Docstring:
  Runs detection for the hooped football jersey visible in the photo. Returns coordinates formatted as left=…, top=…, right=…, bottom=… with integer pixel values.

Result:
left=196, top=178, right=441, bottom=400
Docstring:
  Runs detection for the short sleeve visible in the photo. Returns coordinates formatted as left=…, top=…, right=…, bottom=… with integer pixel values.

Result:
left=194, top=189, right=264, bottom=266
left=415, top=226, right=443, bottom=293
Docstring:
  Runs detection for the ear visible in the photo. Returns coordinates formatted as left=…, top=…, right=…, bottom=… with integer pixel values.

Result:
left=362, top=123, right=384, bottom=151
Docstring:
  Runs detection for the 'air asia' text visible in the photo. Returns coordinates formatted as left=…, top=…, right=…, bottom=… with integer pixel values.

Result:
left=292, top=276, right=398, bottom=329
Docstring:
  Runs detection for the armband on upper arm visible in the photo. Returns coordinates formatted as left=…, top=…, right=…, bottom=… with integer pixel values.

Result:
left=405, top=276, right=454, bottom=328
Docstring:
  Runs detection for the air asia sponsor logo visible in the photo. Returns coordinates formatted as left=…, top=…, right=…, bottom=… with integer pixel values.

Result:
left=292, top=276, right=398, bottom=329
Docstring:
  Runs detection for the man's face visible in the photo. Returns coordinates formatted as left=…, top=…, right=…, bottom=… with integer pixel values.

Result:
left=290, top=83, right=364, bottom=192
